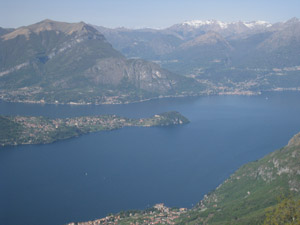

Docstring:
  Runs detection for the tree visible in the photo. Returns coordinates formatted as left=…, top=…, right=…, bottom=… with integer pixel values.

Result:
left=264, top=198, right=300, bottom=225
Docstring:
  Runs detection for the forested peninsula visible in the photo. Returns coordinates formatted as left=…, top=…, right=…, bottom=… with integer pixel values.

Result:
left=0, top=111, right=189, bottom=147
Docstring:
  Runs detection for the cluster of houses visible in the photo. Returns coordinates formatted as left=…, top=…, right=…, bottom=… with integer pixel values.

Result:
left=69, top=203, right=188, bottom=225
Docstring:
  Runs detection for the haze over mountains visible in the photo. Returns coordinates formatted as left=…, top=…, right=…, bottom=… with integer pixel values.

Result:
left=95, top=18, right=300, bottom=64
left=95, top=18, right=300, bottom=95
left=0, top=18, right=300, bottom=105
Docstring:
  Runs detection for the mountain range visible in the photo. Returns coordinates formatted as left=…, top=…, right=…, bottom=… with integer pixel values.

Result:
left=1, top=18, right=300, bottom=104
left=95, top=18, right=300, bottom=63
left=0, top=20, right=201, bottom=104
left=95, top=18, right=300, bottom=96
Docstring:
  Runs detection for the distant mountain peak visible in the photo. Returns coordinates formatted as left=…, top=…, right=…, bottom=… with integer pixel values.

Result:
left=39, top=19, right=55, bottom=23
left=285, top=17, right=300, bottom=25
left=1, top=19, right=93, bottom=41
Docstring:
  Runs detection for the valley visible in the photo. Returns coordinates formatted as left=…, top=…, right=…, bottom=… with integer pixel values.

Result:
left=1, top=16, right=300, bottom=225
left=95, top=18, right=300, bottom=99
left=1, top=18, right=300, bottom=105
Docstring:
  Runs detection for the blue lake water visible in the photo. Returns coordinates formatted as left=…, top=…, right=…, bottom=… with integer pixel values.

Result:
left=1, top=92, right=300, bottom=225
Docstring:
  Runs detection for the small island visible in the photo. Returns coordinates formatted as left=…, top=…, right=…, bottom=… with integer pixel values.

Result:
left=0, top=111, right=189, bottom=147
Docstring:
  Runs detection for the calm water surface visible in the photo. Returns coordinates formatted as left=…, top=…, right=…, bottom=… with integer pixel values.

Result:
left=1, top=92, right=300, bottom=225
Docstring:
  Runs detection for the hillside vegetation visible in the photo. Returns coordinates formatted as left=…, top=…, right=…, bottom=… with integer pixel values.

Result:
left=178, top=132, right=300, bottom=224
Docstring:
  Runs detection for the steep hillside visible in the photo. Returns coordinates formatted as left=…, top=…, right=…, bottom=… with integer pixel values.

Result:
left=0, top=20, right=201, bottom=104
left=178, top=132, right=300, bottom=225
left=256, top=18, right=300, bottom=67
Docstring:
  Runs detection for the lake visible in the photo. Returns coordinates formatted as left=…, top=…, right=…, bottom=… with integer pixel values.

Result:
left=1, top=92, right=300, bottom=225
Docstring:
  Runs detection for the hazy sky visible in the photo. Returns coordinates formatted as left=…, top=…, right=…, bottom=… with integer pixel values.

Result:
left=1, top=0, right=299, bottom=28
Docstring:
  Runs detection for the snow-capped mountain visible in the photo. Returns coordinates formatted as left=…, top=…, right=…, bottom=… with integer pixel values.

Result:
left=180, top=20, right=272, bottom=29
left=167, top=19, right=273, bottom=39
left=242, top=20, right=272, bottom=28
left=94, top=17, right=300, bottom=73
left=182, top=20, right=229, bottom=29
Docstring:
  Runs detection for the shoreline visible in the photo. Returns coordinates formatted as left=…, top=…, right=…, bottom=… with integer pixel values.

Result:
left=1, top=89, right=300, bottom=107
left=0, top=90, right=266, bottom=106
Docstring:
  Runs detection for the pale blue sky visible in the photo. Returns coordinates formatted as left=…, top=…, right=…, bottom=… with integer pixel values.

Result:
left=0, top=0, right=299, bottom=28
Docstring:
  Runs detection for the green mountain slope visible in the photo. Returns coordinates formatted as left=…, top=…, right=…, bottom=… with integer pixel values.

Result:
left=0, top=20, right=202, bottom=104
left=178, top=132, right=300, bottom=225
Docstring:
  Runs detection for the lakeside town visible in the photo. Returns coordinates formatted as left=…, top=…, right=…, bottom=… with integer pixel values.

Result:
left=69, top=203, right=188, bottom=225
